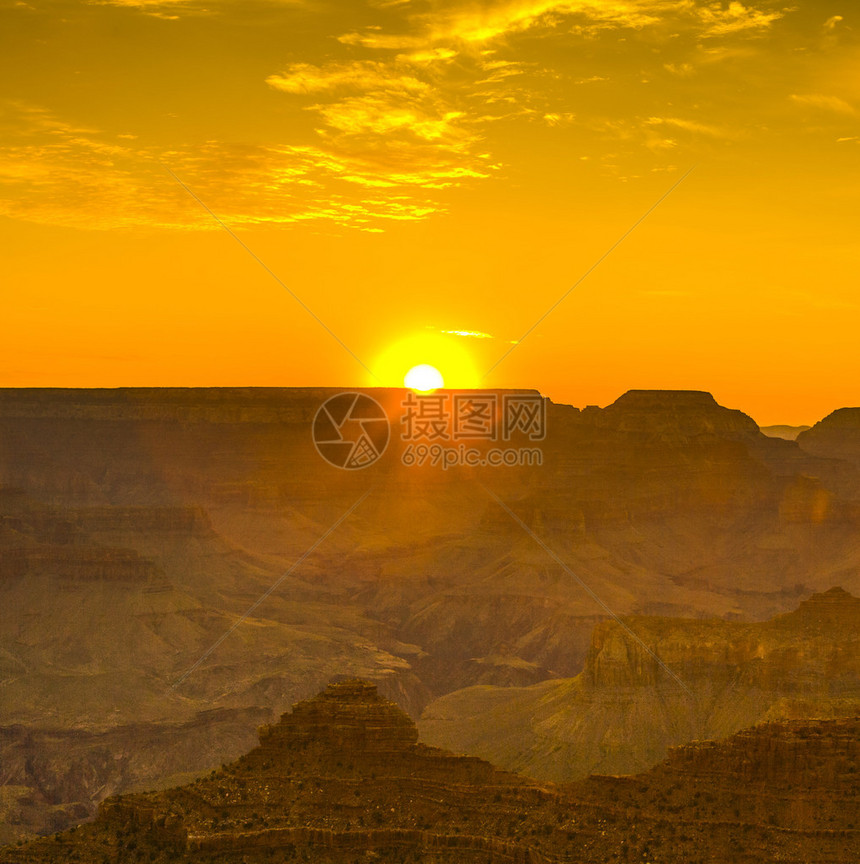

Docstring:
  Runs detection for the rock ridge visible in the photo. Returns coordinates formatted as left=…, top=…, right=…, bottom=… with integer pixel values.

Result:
left=4, top=681, right=858, bottom=862
left=258, top=679, right=419, bottom=754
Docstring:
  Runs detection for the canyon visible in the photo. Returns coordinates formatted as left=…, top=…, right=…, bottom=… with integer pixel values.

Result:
left=1, top=387, right=859, bottom=841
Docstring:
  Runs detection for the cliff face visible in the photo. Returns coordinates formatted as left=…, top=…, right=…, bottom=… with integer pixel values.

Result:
left=797, top=407, right=860, bottom=461
left=0, top=545, right=163, bottom=583
left=5, top=681, right=858, bottom=864
left=587, top=585, right=860, bottom=691
left=591, top=389, right=760, bottom=441
left=575, top=717, right=860, bottom=861
left=419, top=588, right=860, bottom=782
left=0, top=387, right=336, bottom=423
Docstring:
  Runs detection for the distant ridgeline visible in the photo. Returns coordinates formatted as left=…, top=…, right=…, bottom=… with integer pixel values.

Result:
left=6, top=680, right=858, bottom=863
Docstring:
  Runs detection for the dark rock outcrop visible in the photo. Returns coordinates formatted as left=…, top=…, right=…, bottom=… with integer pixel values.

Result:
left=258, top=679, right=419, bottom=754
left=798, top=407, right=860, bottom=462
left=4, top=680, right=858, bottom=863
left=593, top=389, right=760, bottom=441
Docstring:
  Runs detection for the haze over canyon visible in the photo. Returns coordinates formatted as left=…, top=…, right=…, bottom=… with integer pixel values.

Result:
left=1, top=387, right=858, bottom=857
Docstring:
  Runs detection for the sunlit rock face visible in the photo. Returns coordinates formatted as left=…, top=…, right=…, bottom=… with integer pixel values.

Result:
left=419, top=588, right=860, bottom=783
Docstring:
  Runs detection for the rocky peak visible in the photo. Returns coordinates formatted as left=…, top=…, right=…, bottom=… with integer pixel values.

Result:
left=801, top=585, right=855, bottom=604
left=781, top=585, right=860, bottom=629
left=612, top=389, right=719, bottom=409
left=258, top=679, right=419, bottom=755
left=797, top=407, right=860, bottom=461
left=594, top=389, right=760, bottom=440
left=806, top=407, right=860, bottom=430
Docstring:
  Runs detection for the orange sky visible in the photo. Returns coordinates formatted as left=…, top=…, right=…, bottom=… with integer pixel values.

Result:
left=1, top=0, right=858, bottom=425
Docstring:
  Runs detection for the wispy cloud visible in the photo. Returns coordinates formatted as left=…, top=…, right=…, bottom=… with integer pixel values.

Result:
left=85, top=0, right=199, bottom=19
left=441, top=329, right=494, bottom=339
left=266, top=62, right=430, bottom=96
left=337, top=31, right=425, bottom=50
left=696, top=2, right=785, bottom=38
left=87, top=0, right=306, bottom=16
left=663, top=62, right=695, bottom=77
left=790, top=93, right=857, bottom=116
left=341, top=1, right=789, bottom=49
left=266, top=51, right=496, bottom=208
left=543, top=112, right=576, bottom=126
left=418, top=0, right=665, bottom=44
left=645, top=116, right=731, bottom=137
left=0, top=102, right=462, bottom=230
left=397, top=47, right=460, bottom=65
left=312, top=96, right=467, bottom=141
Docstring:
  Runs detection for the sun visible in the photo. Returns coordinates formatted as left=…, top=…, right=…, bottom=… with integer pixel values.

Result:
left=404, top=364, right=444, bottom=393
left=373, top=332, right=480, bottom=389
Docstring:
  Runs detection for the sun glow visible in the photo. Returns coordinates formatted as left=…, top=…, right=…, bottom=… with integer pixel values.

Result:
left=373, top=332, right=481, bottom=389
left=404, top=364, right=444, bottom=392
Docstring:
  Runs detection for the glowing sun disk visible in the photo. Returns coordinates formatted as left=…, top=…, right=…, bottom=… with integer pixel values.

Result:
left=405, top=364, right=444, bottom=392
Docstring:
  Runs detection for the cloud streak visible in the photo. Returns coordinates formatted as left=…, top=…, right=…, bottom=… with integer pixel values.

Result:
left=790, top=93, right=857, bottom=116
left=267, top=62, right=430, bottom=96
left=337, top=1, right=788, bottom=49
left=0, top=103, right=468, bottom=230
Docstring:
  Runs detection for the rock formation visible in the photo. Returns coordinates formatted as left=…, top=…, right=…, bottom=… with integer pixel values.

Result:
left=419, top=587, right=860, bottom=781
left=4, top=680, right=858, bottom=863
left=797, top=407, right=860, bottom=462
left=589, top=389, right=760, bottom=440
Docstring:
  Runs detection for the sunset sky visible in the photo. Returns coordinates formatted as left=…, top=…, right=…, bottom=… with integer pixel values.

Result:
left=1, top=0, right=857, bottom=424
